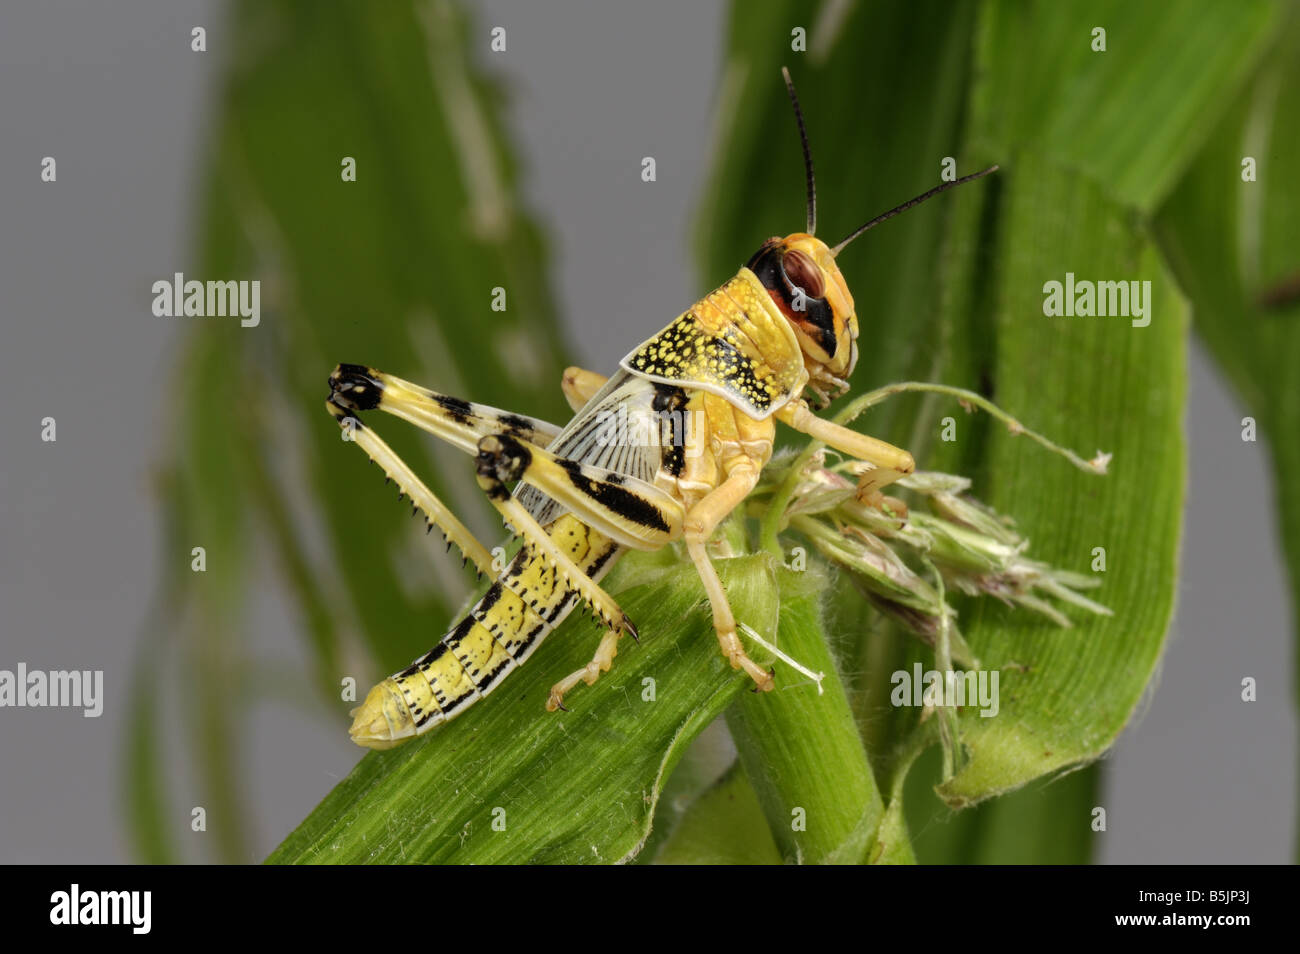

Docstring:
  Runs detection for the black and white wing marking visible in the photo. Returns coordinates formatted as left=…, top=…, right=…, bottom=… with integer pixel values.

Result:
left=516, top=370, right=665, bottom=526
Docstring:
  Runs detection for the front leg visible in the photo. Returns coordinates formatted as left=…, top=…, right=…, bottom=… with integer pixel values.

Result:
left=777, top=399, right=915, bottom=501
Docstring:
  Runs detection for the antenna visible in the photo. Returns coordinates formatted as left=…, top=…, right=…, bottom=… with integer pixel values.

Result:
left=831, top=165, right=999, bottom=257
left=782, top=66, right=817, bottom=236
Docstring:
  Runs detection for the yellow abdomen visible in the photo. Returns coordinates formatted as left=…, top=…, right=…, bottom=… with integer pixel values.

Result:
left=349, top=514, right=620, bottom=749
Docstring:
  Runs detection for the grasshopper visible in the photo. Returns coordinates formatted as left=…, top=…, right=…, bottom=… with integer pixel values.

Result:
left=328, top=69, right=997, bottom=749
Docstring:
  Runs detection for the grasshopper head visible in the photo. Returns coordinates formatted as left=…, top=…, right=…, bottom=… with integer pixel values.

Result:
left=764, top=68, right=997, bottom=405
left=746, top=233, right=857, bottom=391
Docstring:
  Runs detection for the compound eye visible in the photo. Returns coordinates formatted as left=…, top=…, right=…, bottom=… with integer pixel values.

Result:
left=781, top=249, right=824, bottom=299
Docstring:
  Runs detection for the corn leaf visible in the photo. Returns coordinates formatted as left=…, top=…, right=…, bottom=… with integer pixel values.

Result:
left=654, top=762, right=783, bottom=865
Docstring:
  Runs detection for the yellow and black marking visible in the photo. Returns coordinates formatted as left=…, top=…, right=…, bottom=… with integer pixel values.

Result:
left=620, top=271, right=808, bottom=419
left=515, top=370, right=668, bottom=527
left=333, top=370, right=656, bottom=748
left=474, top=434, right=639, bottom=638
left=480, top=432, right=681, bottom=550
left=348, top=514, right=621, bottom=748
left=652, top=383, right=690, bottom=478
left=330, top=364, right=562, bottom=454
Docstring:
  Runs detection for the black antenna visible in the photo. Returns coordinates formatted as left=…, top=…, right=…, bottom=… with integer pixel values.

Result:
left=782, top=66, right=816, bottom=236
left=830, top=165, right=999, bottom=257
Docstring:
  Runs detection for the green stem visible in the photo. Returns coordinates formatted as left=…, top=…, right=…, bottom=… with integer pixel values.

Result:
left=726, top=570, right=888, bottom=864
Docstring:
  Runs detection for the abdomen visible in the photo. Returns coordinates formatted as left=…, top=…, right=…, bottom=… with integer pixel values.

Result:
left=349, top=514, right=622, bottom=748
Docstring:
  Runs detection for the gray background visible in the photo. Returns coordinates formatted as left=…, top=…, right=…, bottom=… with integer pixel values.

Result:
left=0, top=0, right=1293, bottom=863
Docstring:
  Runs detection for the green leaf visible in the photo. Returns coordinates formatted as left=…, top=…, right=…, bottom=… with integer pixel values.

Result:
left=628, top=718, right=739, bottom=864
left=930, top=0, right=1274, bottom=807
left=907, top=749, right=1101, bottom=863
left=1154, top=11, right=1300, bottom=658
left=932, top=150, right=1187, bottom=805
left=266, top=554, right=779, bottom=864
left=654, top=762, right=783, bottom=865
left=872, top=794, right=918, bottom=866
left=969, top=0, right=1280, bottom=212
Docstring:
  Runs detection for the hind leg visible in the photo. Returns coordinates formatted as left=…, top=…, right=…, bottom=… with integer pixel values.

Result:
left=546, top=629, right=622, bottom=712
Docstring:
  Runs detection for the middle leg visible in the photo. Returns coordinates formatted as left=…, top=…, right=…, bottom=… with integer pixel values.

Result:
left=683, top=460, right=774, bottom=691
left=561, top=366, right=609, bottom=412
